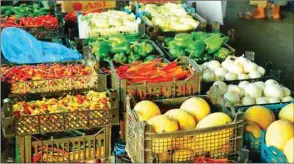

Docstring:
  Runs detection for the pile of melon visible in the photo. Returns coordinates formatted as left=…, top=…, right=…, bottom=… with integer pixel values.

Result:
left=201, top=56, right=266, bottom=82
left=212, top=79, right=292, bottom=106
left=244, top=103, right=294, bottom=163
left=134, top=97, right=234, bottom=162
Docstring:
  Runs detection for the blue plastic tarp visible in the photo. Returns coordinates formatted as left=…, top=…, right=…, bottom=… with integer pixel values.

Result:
left=1, top=27, right=82, bottom=64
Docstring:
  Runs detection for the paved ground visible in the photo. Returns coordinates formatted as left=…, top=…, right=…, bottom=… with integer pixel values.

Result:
left=222, top=1, right=294, bottom=90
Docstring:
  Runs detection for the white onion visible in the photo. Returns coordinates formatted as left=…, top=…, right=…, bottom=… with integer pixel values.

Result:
left=245, top=83, right=263, bottom=98
left=214, top=67, right=227, bottom=77
left=257, top=66, right=265, bottom=75
left=283, top=87, right=291, bottom=96
left=238, top=74, right=249, bottom=80
left=249, top=70, right=262, bottom=79
left=235, top=57, right=249, bottom=66
left=244, top=62, right=257, bottom=73
left=242, top=96, right=256, bottom=106
left=256, top=97, right=269, bottom=104
left=255, top=81, right=266, bottom=90
left=238, top=81, right=250, bottom=89
left=228, top=85, right=244, bottom=97
left=224, top=72, right=238, bottom=81
left=221, top=60, right=234, bottom=70
left=282, top=96, right=293, bottom=102
left=264, top=84, right=284, bottom=99
left=265, top=79, right=278, bottom=86
left=207, top=60, right=221, bottom=71
left=268, top=97, right=280, bottom=103
left=213, top=81, right=228, bottom=95
left=229, top=63, right=244, bottom=74
left=215, top=76, right=225, bottom=81
left=200, top=64, right=208, bottom=73
left=224, top=92, right=241, bottom=105
left=202, top=70, right=216, bottom=82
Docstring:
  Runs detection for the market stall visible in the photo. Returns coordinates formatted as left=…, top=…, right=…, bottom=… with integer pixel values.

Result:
left=1, top=0, right=293, bottom=163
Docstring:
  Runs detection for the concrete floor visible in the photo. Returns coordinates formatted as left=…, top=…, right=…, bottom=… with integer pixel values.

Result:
left=222, top=1, right=294, bottom=90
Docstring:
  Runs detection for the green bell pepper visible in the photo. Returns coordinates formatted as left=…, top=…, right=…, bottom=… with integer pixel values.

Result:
left=111, top=42, right=130, bottom=54
left=144, top=55, right=156, bottom=62
left=174, top=33, right=194, bottom=48
left=128, top=52, right=141, bottom=63
left=91, top=41, right=111, bottom=62
left=214, top=47, right=230, bottom=60
left=186, top=40, right=206, bottom=58
left=113, top=53, right=128, bottom=64
left=108, top=35, right=127, bottom=46
left=164, top=37, right=174, bottom=44
left=133, top=42, right=153, bottom=57
left=192, top=31, right=207, bottom=41
left=194, top=53, right=212, bottom=64
left=169, top=46, right=186, bottom=59
left=204, top=34, right=224, bottom=54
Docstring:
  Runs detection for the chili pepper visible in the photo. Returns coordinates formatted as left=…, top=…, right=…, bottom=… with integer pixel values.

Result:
left=204, top=34, right=224, bottom=54
left=174, top=33, right=194, bottom=48
left=186, top=40, right=206, bottom=58
left=125, top=58, right=161, bottom=75
left=110, top=42, right=130, bottom=54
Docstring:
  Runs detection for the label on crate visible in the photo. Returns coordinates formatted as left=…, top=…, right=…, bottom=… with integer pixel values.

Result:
left=138, top=0, right=181, bottom=4
left=59, top=1, right=116, bottom=13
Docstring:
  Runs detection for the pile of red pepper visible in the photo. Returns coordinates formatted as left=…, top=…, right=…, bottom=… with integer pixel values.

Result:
left=115, top=59, right=191, bottom=83
left=64, top=9, right=103, bottom=23
left=1, top=64, right=94, bottom=83
left=1, top=15, right=57, bottom=28
left=195, top=157, right=230, bottom=163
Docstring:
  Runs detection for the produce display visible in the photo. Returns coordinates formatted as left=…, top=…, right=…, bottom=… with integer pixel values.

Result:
left=1, top=15, right=58, bottom=28
left=202, top=56, right=266, bottom=82
left=12, top=91, right=110, bottom=116
left=132, top=97, right=235, bottom=161
left=163, top=32, right=230, bottom=62
left=243, top=104, right=294, bottom=163
left=212, top=79, right=293, bottom=106
left=79, top=10, right=140, bottom=37
left=138, top=3, right=200, bottom=32
left=87, top=35, right=157, bottom=64
left=1, top=63, right=98, bottom=94
left=115, top=59, right=191, bottom=83
left=1, top=4, right=50, bottom=18
left=64, top=9, right=104, bottom=23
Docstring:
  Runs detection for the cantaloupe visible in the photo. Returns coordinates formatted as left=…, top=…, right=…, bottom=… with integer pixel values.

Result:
left=180, top=97, right=211, bottom=122
left=244, top=106, right=275, bottom=129
left=165, top=109, right=196, bottom=130
left=284, top=138, right=294, bottom=163
left=279, top=103, right=294, bottom=123
left=134, top=100, right=160, bottom=121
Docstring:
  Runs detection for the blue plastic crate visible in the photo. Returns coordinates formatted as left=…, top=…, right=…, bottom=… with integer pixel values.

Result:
left=114, top=140, right=127, bottom=162
left=260, top=131, right=287, bottom=163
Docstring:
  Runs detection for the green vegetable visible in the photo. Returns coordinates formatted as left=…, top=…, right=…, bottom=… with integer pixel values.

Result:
left=113, top=53, right=128, bottom=64
left=204, top=34, right=224, bottom=54
left=128, top=53, right=141, bottom=63
left=192, top=32, right=207, bottom=41
left=164, top=37, right=174, bottom=44
left=214, top=47, right=230, bottom=60
left=133, top=42, right=153, bottom=57
left=108, top=34, right=127, bottom=46
left=174, top=33, right=194, bottom=48
left=111, top=42, right=130, bottom=54
left=186, top=40, right=206, bottom=58
left=167, top=40, right=176, bottom=49
left=144, top=55, right=156, bottom=62
left=169, top=46, right=186, bottom=59
left=91, top=41, right=110, bottom=62
left=194, top=53, right=212, bottom=64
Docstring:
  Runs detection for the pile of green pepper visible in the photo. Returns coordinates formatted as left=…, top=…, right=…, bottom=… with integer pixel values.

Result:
left=164, top=32, right=230, bottom=64
left=87, top=35, right=156, bottom=64
left=1, top=4, right=50, bottom=18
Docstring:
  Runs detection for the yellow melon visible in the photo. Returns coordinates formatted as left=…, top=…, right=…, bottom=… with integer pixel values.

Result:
left=284, top=138, right=294, bottom=163
left=244, top=106, right=275, bottom=129
left=245, top=122, right=262, bottom=138
left=180, top=97, right=211, bottom=122
left=165, top=109, right=196, bottom=130
left=134, top=100, right=160, bottom=121
left=279, top=103, right=294, bottom=123
left=266, top=120, right=294, bottom=151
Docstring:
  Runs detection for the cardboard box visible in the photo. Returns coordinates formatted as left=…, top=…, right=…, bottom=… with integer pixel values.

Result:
left=58, top=1, right=116, bottom=13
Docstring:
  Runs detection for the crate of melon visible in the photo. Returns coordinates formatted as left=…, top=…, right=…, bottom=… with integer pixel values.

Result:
left=2, top=90, right=119, bottom=138
left=1, top=60, right=106, bottom=97
left=125, top=88, right=244, bottom=163
left=110, top=57, right=201, bottom=112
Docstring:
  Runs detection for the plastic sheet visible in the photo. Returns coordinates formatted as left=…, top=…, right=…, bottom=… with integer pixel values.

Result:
left=1, top=27, right=82, bottom=64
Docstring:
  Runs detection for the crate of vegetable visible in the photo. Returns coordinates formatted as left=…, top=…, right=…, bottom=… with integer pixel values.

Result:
left=2, top=90, right=118, bottom=137
left=110, top=57, right=201, bottom=112
left=1, top=4, right=63, bottom=39
left=1, top=61, right=104, bottom=96
left=84, top=34, right=165, bottom=71
left=158, top=32, right=235, bottom=64
left=78, top=10, right=141, bottom=39
left=136, top=3, right=206, bottom=38
left=125, top=91, right=244, bottom=163
left=16, top=127, right=111, bottom=163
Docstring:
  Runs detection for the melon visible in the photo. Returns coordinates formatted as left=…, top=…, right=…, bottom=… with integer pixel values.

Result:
left=244, top=122, right=262, bottom=138
left=284, top=138, right=294, bottom=163
left=165, top=109, right=196, bottom=130
left=279, top=103, right=294, bottom=123
left=266, top=120, right=294, bottom=151
left=134, top=100, right=160, bottom=121
left=147, top=115, right=178, bottom=133
left=244, top=106, right=275, bottom=129
left=180, top=97, right=211, bottom=122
